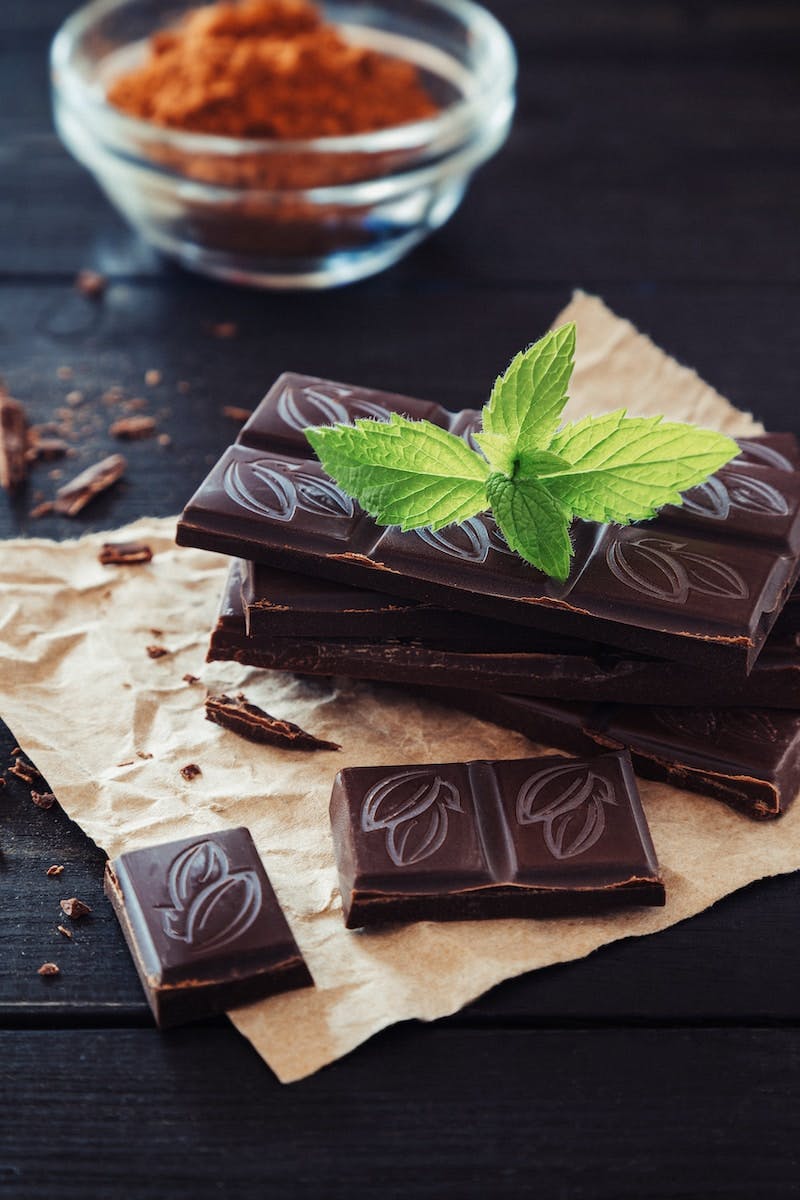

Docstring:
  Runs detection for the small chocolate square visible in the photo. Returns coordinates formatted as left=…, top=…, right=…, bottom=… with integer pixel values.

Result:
left=105, top=827, right=312, bottom=1028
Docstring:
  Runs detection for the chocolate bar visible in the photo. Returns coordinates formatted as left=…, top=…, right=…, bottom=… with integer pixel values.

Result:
left=104, top=827, right=313, bottom=1028
left=330, top=749, right=665, bottom=928
left=432, top=690, right=800, bottom=820
left=176, top=374, right=800, bottom=670
left=209, top=560, right=800, bottom=708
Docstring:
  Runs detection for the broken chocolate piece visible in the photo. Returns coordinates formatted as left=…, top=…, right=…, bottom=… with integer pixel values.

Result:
left=109, top=415, right=156, bottom=440
left=10, top=757, right=42, bottom=784
left=57, top=925, right=73, bottom=940
left=104, top=826, right=313, bottom=1027
left=205, top=692, right=341, bottom=751
left=37, top=962, right=60, bottom=977
left=331, top=749, right=664, bottom=928
left=99, top=542, right=153, bottom=566
left=31, top=791, right=56, bottom=810
left=53, top=454, right=126, bottom=516
left=46, top=865, right=65, bottom=877
left=0, top=390, right=28, bottom=491
left=146, top=644, right=169, bottom=659
left=60, top=897, right=91, bottom=919
left=180, top=763, right=202, bottom=781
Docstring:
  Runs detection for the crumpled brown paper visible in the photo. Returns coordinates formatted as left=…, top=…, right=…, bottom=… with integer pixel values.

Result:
left=3, top=293, right=790, bottom=1085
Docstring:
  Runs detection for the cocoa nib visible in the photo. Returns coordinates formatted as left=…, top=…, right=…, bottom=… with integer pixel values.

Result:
left=109, top=415, right=156, bottom=440
left=99, top=542, right=153, bottom=566
left=38, top=962, right=60, bottom=977
left=205, top=693, right=341, bottom=751
left=46, top=864, right=65, bottom=877
left=60, top=897, right=91, bottom=920
left=146, top=644, right=169, bottom=659
left=180, top=763, right=202, bottom=781
left=54, top=454, right=126, bottom=516
left=75, top=268, right=107, bottom=298
left=0, top=389, right=29, bottom=491
left=31, top=791, right=56, bottom=810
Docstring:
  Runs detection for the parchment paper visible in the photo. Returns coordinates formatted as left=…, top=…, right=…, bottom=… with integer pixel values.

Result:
left=3, top=292, right=788, bottom=1085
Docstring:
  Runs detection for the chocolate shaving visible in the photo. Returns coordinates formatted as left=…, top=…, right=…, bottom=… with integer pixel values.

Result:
left=146, top=644, right=169, bottom=659
left=75, top=269, right=107, bottom=298
left=37, top=962, right=60, bottom=977
left=222, top=406, right=253, bottom=423
left=0, top=390, right=29, bottom=491
left=56, top=925, right=73, bottom=940
left=180, top=763, right=202, bottom=781
left=205, top=692, right=341, bottom=751
left=99, top=542, right=153, bottom=566
left=46, top=865, right=65, bottom=877
left=31, top=791, right=56, bottom=810
left=53, top=454, right=126, bottom=516
left=60, top=897, right=91, bottom=919
left=109, top=415, right=156, bottom=440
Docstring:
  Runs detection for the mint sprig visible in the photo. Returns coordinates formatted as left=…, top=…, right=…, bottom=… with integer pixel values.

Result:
left=306, top=324, right=739, bottom=580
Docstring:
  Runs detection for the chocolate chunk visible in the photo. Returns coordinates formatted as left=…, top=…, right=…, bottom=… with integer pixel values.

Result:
left=109, top=415, right=156, bottom=440
left=99, top=542, right=153, bottom=566
left=57, top=925, right=73, bottom=940
left=31, top=791, right=56, bottom=810
left=208, top=560, right=800, bottom=710
left=60, top=897, right=91, bottom=919
left=53, top=454, right=126, bottom=516
left=330, top=750, right=664, bottom=928
left=176, top=376, right=800, bottom=671
left=180, top=763, right=202, bottom=781
left=104, top=827, right=313, bottom=1028
left=436, top=691, right=800, bottom=821
left=10, top=757, right=42, bottom=784
left=0, top=390, right=29, bottom=491
left=205, top=692, right=341, bottom=751
left=37, top=962, right=60, bottom=977
left=146, top=644, right=169, bottom=659
left=183, top=673, right=200, bottom=685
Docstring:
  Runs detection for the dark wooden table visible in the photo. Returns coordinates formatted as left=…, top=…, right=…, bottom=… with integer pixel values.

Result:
left=3, top=2, right=800, bottom=1196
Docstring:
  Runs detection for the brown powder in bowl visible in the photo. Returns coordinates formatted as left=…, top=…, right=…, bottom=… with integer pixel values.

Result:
left=107, top=0, right=439, bottom=140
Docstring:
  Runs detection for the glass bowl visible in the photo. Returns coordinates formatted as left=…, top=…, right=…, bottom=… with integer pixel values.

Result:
left=51, top=0, right=516, bottom=290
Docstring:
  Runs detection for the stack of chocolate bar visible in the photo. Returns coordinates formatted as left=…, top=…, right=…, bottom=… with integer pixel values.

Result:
left=178, top=374, right=800, bottom=822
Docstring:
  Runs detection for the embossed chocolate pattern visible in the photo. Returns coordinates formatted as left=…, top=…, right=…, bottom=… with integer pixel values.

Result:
left=606, top=535, right=749, bottom=603
left=160, top=839, right=263, bottom=953
left=415, top=516, right=515, bottom=564
left=277, top=382, right=391, bottom=432
left=361, top=771, right=463, bottom=867
left=682, top=472, right=789, bottom=520
left=653, top=708, right=781, bottom=743
left=516, top=762, right=618, bottom=859
left=223, top=457, right=354, bottom=523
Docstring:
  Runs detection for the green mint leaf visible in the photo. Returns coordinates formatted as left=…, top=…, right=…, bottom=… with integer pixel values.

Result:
left=306, top=413, right=489, bottom=532
left=472, top=430, right=517, bottom=475
left=486, top=472, right=573, bottom=581
left=543, top=410, right=739, bottom=523
left=481, top=323, right=576, bottom=452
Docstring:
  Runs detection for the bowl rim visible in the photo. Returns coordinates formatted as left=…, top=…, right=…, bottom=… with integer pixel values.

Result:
left=51, top=0, right=517, bottom=158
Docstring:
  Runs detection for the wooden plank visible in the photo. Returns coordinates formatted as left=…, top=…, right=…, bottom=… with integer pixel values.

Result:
left=2, top=1027, right=800, bottom=1198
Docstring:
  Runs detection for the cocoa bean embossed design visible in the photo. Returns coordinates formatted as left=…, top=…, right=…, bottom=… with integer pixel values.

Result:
left=732, top=440, right=794, bottom=473
left=416, top=518, right=491, bottom=563
left=682, top=472, right=788, bottom=520
left=277, top=383, right=391, bottom=431
left=653, top=708, right=781, bottom=743
left=160, top=839, right=263, bottom=953
left=361, top=770, right=463, bottom=867
left=516, top=762, right=618, bottom=860
left=223, top=457, right=354, bottom=522
left=606, top=535, right=749, bottom=604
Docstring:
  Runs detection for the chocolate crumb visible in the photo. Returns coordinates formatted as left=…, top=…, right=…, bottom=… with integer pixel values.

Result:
left=65, top=390, right=85, bottom=407
left=211, top=321, right=238, bottom=339
left=157, top=433, right=172, bottom=447
left=99, top=542, right=153, bottom=566
left=60, top=897, right=91, bottom=919
left=30, top=501, right=55, bottom=519
left=10, top=747, right=20, bottom=756
left=145, top=369, right=162, bottom=387
left=222, top=405, right=253, bottom=423
left=46, top=865, right=65, bottom=877
left=205, top=692, right=341, bottom=751
left=146, top=644, right=169, bottom=659
left=38, top=962, right=60, bottom=977
left=10, top=757, right=42, bottom=783
left=180, top=763, right=202, bottom=781
left=31, top=791, right=56, bottom=810
left=109, top=415, right=156, bottom=440
left=116, top=760, right=135, bottom=768
left=182, top=673, right=200, bottom=685
left=57, top=925, right=73, bottom=940
left=56, top=366, right=73, bottom=381
left=53, top=454, right=126, bottom=516
left=75, top=269, right=107, bottom=298
left=136, top=751, right=153, bottom=760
